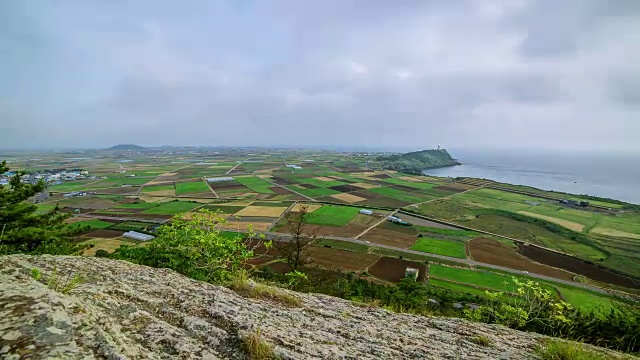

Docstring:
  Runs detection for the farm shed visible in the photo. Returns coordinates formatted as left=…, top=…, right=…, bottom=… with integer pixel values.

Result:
left=206, top=177, right=234, bottom=182
left=123, top=231, right=155, bottom=241
left=359, top=209, right=374, bottom=215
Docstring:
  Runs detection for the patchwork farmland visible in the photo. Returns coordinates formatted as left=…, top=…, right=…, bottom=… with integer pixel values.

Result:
left=27, top=147, right=639, bottom=310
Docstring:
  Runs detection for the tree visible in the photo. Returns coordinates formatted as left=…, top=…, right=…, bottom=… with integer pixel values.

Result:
left=112, top=209, right=269, bottom=283
left=275, top=205, right=321, bottom=271
left=0, top=160, right=76, bottom=254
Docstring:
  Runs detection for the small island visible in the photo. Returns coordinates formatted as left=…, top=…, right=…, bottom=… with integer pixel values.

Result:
left=375, top=149, right=460, bottom=175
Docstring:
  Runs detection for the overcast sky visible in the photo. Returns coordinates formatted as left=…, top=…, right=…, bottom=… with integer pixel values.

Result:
left=1, top=1, right=639, bottom=152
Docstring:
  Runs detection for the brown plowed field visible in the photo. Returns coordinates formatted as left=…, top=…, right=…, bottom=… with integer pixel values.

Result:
left=361, top=228, right=417, bottom=249
left=299, top=183, right=319, bottom=189
left=368, top=257, right=427, bottom=282
left=370, top=173, right=392, bottom=179
left=84, top=229, right=125, bottom=238
left=306, top=225, right=367, bottom=238
left=270, top=186, right=293, bottom=195
left=470, top=238, right=574, bottom=281
left=329, top=185, right=363, bottom=192
left=389, top=184, right=421, bottom=192
left=308, top=247, right=379, bottom=272
left=519, top=244, right=640, bottom=288
left=271, top=177, right=294, bottom=185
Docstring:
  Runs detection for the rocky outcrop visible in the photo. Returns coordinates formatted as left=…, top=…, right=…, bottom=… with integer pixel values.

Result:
left=0, top=255, right=623, bottom=359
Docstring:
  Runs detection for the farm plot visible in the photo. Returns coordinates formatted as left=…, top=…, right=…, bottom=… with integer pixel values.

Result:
left=410, top=238, right=466, bottom=258
left=202, top=205, right=247, bottom=214
left=368, top=257, right=427, bottom=282
left=307, top=205, right=360, bottom=227
left=307, top=247, right=379, bottom=272
left=330, top=193, right=367, bottom=203
left=518, top=245, right=640, bottom=289
left=295, top=187, right=340, bottom=198
left=555, top=286, right=615, bottom=313
left=366, top=187, right=426, bottom=204
left=81, top=238, right=135, bottom=256
left=291, top=203, right=322, bottom=213
left=141, top=184, right=175, bottom=196
left=469, top=237, right=574, bottom=281
left=141, top=201, right=201, bottom=215
left=234, top=205, right=288, bottom=218
left=360, top=227, right=418, bottom=249
left=517, top=211, right=585, bottom=232
left=175, top=180, right=211, bottom=195
left=234, top=176, right=275, bottom=194
left=108, top=221, right=156, bottom=232
left=67, top=219, right=114, bottom=231
left=429, top=264, right=517, bottom=292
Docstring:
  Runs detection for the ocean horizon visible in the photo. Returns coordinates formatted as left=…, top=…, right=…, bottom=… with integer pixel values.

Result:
left=423, top=149, right=640, bottom=205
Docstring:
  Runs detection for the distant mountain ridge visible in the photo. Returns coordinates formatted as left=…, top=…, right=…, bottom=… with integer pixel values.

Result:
left=376, top=149, right=460, bottom=175
left=107, top=144, right=146, bottom=151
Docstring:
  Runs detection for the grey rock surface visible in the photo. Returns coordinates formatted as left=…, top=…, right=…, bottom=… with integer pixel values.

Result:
left=0, top=255, right=623, bottom=359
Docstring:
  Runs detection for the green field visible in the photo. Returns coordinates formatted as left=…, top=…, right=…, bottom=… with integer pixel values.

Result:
left=202, top=205, right=246, bottom=214
left=555, top=286, right=615, bottom=313
left=141, top=184, right=175, bottom=193
left=234, top=176, right=275, bottom=194
left=367, top=187, right=425, bottom=204
left=381, top=177, right=437, bottom=190
left=114, top=202, right=159, bottom=210
left=108, top=221, right=155, bottom=232
left=69, top=219, right=113, bottom=230
left=307, top=205, right=361, bottom=226
left=175, top=181, right=210, bottom=195
left=141, top=201, right=201, bottom=215
left=295, top=178, right=348, bottom=188
left=428, top=278, right=511, bottom=301
left=296, top=187, right=340, bottom=197
left=411, top=238, right=466, bottom=258
left=429, top=264, right=517, bottom=293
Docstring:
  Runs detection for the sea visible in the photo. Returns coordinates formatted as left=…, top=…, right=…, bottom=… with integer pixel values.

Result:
left=422, top=149, right=640, bottom=205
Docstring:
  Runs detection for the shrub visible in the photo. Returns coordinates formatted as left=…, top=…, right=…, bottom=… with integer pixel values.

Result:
left=94, top=249, right=110, bottom=258
left=536, top=340, right=609, bottom=360
left=470, top=335, right=491, bottom=347
left=241, top=328, right=275, bottom=360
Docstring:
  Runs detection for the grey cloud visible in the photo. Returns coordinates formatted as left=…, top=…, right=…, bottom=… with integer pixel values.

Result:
left=0, top=0, right=639, bottom=151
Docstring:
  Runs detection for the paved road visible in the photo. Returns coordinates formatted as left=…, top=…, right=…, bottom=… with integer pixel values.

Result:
left=240, top=230, right=612, bottom=295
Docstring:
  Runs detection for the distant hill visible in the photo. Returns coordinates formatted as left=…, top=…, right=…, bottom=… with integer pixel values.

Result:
left=107, top=144, right=146, bottom=151
left=376, top=149, right=459, bottom=175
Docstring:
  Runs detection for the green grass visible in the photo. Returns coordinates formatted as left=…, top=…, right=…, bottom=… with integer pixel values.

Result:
left=429, top=264, right=516, bottom=292
left=295, top=187, right=341, bottom=197
left=175, top=181, right=211, bottom=195
left=115, top=202, right=159, bottom=210
left=367, top=187, right=426, bottom=204
left=141, top=184, right=174, bottom=193
left=411, top=238, right=466, bottom=258
left=307, top=205, right=361, bottom=226
left=36, top=204, right=56, bottom=214
left=108, top=221, right=155, bottom=232
left=317, top=239, right=371, bottom=253
left=141, top=201, right=201, bottom=215
left=234, top=176, right=275, bottom=194
left=536, top=340, right=610, bottom=360
left=68, top=219, right=113, bottom=230
left=429, top=278, right=490, bottom=298
left=416, top=226, right=480, bottom=237
left=295, top=178, right=348, bottom=188
left=381, top=177, right=437, bottom=190
left=202, top=205, right=246, bottom=214
left=555, top=285, right=615, bottom=313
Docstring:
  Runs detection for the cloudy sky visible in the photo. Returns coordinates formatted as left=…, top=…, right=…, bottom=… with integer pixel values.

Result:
left=1, top=0, right=639, bottom=151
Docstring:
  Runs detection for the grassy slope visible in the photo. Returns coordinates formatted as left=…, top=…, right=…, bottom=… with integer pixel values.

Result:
left=411, top=238, right=466, bottom=258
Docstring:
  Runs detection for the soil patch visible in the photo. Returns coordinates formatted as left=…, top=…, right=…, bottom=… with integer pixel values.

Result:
left=389, top=184, right=421, bottom=192
left=370, top=173, right=392, bottom=179
left=368, top=257, right=427, bottom=282
left=361, top=228, right=417, bottom=249
left=291, top=203, right=322, bottom=213
left=470, top=238, right=574, bottom=281
left=307, top=247, right=379, bottom=272
left=351, top=182, right=379, bottom=190
left=270, top=186, right=294, bottom=195
left=329, top=185, right=364, bottom=193
left=235, top=206, right=288, bottom=217
left=298, top=183, right=319, bottom=189
left=519, top=244, right=640, bottom=288
left=97, top=187, right=141, bottom=195
left=84, top=229, right=126, bottom=238
left=330, top=193, right=367, bottom=204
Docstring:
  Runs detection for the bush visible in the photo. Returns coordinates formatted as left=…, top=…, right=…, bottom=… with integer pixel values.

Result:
left=536, top=340, right=610, bottom=360
left=94, top=249, right=110, bottom=258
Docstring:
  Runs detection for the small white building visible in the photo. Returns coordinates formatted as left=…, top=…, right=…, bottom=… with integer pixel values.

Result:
left=359, top=209, right=373, bottom=215
left=123, top=231, right=155, bottom=241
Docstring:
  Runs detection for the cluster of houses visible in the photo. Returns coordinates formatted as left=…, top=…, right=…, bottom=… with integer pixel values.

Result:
left=1, top=169, right=94, bottom=187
